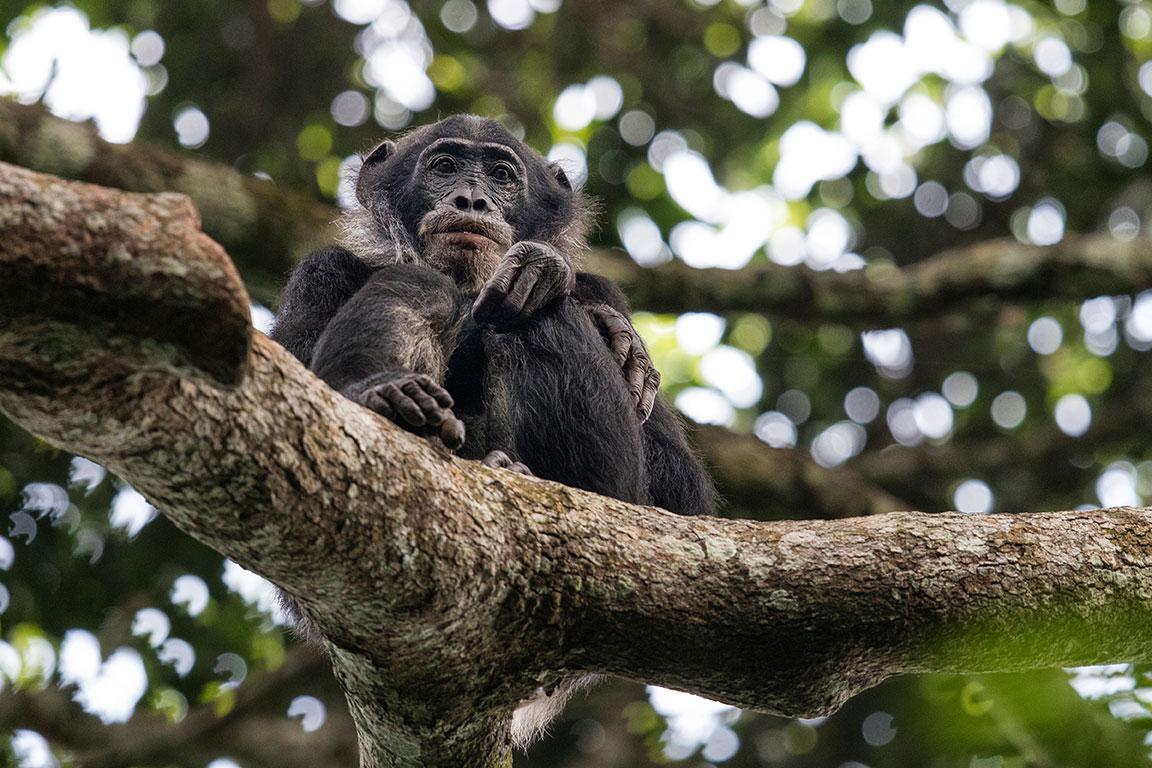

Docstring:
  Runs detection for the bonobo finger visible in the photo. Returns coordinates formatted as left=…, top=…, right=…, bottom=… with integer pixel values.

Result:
left=361, top=390, right=397, bottom=421
left=626, top=354, right=647, bottom=403
left=472, top=259, right=521, bottom=323
left=482, top=449, right=513, bottom=468
left=500, top=263, right=541, bottom=319
left=415, top=375, right=454, bottom=409
left=639, top=369, right=661, bottom=422
left=381, top=383, right=426, bottom=426
left=481, top=450, right=535, bottom=476
left=517, top=267, right=566, bottom=320
left=439, top=416, right=466, bottom=450
left=608, top=324, right=633, bottom=367
left=587, top=304, right=631, bottom=365
left=400, top=380, right=443, bottom=425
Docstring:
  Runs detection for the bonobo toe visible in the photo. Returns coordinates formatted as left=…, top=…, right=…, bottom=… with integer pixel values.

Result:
left=481, top=450, right=533, bottom=476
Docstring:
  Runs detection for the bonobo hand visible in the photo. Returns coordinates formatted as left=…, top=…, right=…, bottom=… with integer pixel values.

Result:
left=472, top=241, right=575, bottom=327
left=347, top=373, right=466, bottom=450
left=584, top=303, right=660, bottom=422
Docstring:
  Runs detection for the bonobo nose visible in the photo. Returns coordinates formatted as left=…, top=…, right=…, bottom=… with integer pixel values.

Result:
left=451, top=188, right=491, bottom=212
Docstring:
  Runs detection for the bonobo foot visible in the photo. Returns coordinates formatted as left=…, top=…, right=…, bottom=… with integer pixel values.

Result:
left=481, top=450, right=533, bottom=475
left=352, top=373, right=466, bottom=449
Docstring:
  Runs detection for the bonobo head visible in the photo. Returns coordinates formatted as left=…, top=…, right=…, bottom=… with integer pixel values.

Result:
left=341, top=115, right=590, bottom=291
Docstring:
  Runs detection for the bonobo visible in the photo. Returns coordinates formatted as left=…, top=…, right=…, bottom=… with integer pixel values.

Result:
left=269, top=114, right=716, bottom=744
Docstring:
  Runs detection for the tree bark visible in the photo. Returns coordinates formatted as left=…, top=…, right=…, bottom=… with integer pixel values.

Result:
left=3, top=163, right=1152, bottom=767
left=0, top=101, right=335, bottom=306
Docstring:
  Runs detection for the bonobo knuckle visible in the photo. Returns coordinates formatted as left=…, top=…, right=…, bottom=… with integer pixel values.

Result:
left=505, top=241, right=534, bottom=262
left=512, top=240, right=558, bottom=264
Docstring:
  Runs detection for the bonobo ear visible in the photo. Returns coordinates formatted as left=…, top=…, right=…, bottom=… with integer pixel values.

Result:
left=549, top=162, right=572, bottom=191
left=363, top=140, right=396, bottom=167
left=356, top=140, right=396, bottom=207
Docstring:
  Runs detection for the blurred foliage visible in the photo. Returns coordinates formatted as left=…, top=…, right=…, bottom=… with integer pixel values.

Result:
left=3, top=0, right=1152, bottom=766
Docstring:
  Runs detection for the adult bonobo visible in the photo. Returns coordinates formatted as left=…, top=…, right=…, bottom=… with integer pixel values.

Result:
left=270, top=114, right=715, bottom=743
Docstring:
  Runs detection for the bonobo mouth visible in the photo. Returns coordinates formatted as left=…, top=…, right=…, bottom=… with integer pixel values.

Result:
left=435, top=229, right=496, bottom=251
left=418, top=208, right=514, bottom=252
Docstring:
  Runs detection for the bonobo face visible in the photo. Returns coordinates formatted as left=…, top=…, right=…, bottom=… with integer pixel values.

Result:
left=355, top=116, right=580, bottom=291
left=412, top=137, right=523, bottom=289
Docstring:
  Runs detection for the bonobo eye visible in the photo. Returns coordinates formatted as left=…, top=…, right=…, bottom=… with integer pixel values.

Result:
left=431, top=156, right=457, bottom=174
left=491, top=163, right=516, bottom=183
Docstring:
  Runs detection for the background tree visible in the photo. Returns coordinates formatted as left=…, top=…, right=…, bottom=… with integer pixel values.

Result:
left=1, top=0, right=1151, bottom=766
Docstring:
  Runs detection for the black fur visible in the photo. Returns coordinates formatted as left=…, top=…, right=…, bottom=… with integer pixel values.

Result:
left=268, top=116, right=716, bottom=743
left=271, top=116, right=715, bottom=516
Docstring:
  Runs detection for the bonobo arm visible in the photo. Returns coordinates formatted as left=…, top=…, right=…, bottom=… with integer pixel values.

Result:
left=572, top=272, right=718, bottom=516
left=471, top=245, right=659, bottom=418
left=481, top=296, right=650, bottom=504
left=311, top=264, right=468, bottom=448
left=269, top=246, right=373, bottom=366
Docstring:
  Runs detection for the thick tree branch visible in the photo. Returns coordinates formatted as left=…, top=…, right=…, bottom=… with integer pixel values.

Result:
left=0, top=100, right=335, bottom=305
left=3, top=164, right=1152, bottom=768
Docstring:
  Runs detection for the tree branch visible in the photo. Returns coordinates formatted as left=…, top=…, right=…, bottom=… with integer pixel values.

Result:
left=4, top=163, right=1152, bottom=768
left=584, top=237, right=1152, bottom=323
left=0, top=100, right=335, bottom=305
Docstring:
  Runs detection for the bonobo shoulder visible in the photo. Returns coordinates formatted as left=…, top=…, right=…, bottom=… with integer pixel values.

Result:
left=270, top=247, right=375, bottom=366
left=289, top=246, right=373, bottom=286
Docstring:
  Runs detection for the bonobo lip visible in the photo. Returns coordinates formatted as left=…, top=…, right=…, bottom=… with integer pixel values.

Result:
left=419, top=208, right=513, bottom=250
left=435, top=230, right=495, bottom=251
left=433, top=219, right=499, bottom=241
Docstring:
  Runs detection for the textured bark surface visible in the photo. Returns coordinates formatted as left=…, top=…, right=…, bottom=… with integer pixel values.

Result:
left=3, top=163, right=1152, bottom=767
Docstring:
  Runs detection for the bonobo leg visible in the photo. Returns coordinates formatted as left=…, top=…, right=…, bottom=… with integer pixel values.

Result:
left=480, top=297, right=649, bottom=504
left=311, top=264, right=468, bottom=448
